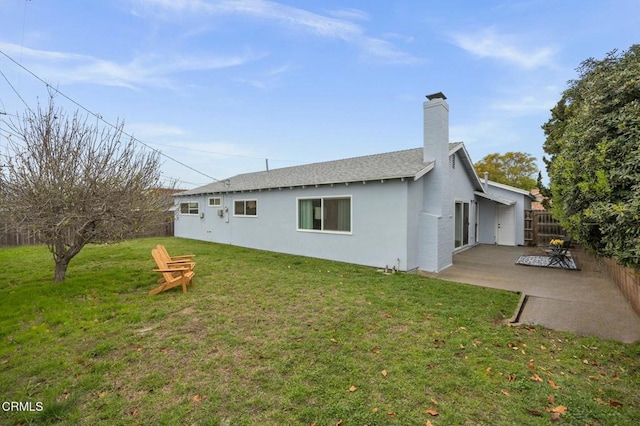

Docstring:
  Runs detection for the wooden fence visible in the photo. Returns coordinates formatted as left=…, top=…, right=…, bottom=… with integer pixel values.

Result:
left=524, top=210, right=567, bottom=246
left=0, top=214, right=174, bottom=247
left=598, top=256, right=640, bottom=317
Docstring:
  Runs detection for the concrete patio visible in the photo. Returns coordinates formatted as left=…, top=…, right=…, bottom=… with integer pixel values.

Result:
left=421, top=244, right=640, bottom=343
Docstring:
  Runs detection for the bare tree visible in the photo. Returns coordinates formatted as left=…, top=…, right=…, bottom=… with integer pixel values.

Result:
left=0, top=96, right=169, bottom=281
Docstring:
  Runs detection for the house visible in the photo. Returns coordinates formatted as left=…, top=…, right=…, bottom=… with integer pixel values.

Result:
left=174, top=92, right=528, bottom=272
left=475, top=177, right=534, bottom=246
left=530, top=188, right=547, bottom=211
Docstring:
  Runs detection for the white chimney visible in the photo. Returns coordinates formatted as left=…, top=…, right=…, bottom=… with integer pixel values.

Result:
left=418, top=91, right=453, bottom=273
left=423, top=92, right=449, bottom=164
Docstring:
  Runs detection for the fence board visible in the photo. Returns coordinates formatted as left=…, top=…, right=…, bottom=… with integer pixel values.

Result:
left=524, top=210, right=567, bottom=246
left=0, top=214, right=174, bottom=247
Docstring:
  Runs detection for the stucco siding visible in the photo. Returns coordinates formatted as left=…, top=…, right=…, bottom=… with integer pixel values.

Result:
left=484, top=185, right=531, bottom=246
left=174, top=180, right=411, bottom=270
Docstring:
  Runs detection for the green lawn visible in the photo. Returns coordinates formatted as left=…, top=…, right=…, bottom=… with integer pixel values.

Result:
left=1, top=238, right=638, bottom=425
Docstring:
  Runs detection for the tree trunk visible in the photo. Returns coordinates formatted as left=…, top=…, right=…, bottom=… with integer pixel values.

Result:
left=54, top=259, right=69, bottom=282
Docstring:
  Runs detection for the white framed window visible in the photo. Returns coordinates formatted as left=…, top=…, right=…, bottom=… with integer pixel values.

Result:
left=297, top=196, right=351, bottom=233
left=234, top=199, right=257, bottom=216
left=180, top=201, right=199, bottom=215
left=208, top=197, right=222, bottom=207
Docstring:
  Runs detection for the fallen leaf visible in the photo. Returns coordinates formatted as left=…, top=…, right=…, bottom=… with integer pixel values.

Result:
left=594, top=397, right=606, bottom=405
left=548, top=405, right=567, bottom=414
left=548, top=394, right=555, bottom=404
left=608, top=399, right=623, bottom=407
left=459, top=344, right=465, bottom=349
left=426, top=421, right=434, bottom=426
left=540, top=345, right=547, bottom=350
left=501, top=390, right=511, bottom=396
left=528, top=360, right=535, bottom=370
left=485, top=367, right=492, bottom=373
left=336, top=420, right=343, bottom=426
left=135, top=346, right=143, bottom=352
left=381, top=370, right=388, bottom=377
left=193, top=394, right=207, bottom=403
left=387, top=412, right=396, bottom=418
left=371, top=407, right=379, bottom=413
left=385, top=313, right=393, bottom=318
left=531, top=374, right=543, bottom=382
left=527, top=409, right=542, bottom=416
left=348, top=385, right=357, bottom=392
left=426, top=409, right=439, bottom=416
left=507, top=374, right=517, bottom=382
left=371, top=347, right=380, bottom=354
left=430, top=398, right=439, bottom=405
left=548, top=379, right=560, bottom=390
left=129, top=409, right=139, bottom=416
left=98, top=392, right=106, bottom=399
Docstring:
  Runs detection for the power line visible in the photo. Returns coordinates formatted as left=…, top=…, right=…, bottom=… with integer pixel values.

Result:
left=0, top=68, right=32, bottom=112
left=0, top=48, right=220, bottom=182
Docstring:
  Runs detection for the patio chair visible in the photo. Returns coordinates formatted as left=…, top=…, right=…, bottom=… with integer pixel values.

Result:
left=156, top=244, right=196, bottom=270
left=149, top=248, right=195, bottom=295
left=545, top=237, right=572, bottom=268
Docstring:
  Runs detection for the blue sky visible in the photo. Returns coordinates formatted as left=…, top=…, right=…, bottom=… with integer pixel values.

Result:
left=1, top=0, right=639, bottom=189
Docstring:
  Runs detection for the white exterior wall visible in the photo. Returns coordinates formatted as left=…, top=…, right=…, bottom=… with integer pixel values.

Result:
left=476, top=183, right=532, bottom=246
left=485, top=185, right=531, bottom=246
left=174, top=180, right=412, bottom=270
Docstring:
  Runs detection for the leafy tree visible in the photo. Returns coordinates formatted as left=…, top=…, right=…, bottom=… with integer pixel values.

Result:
left=0, top=96, right=169, bottom=281
left=473, top=151, right=538, bottom=190
left=542, top=45, right=640, bottom=268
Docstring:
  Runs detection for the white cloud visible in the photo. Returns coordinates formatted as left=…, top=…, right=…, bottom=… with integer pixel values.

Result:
left=0, top=41, right=261, bottom=89
left=127, top=122, right=188, bottom=138
left=326, top=8, right=370, bottom=21
left=450, top=27, right=558, bottom=69
left=132, top=0, right=421, bottom=64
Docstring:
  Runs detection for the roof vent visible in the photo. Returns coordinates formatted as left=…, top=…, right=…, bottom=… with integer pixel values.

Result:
left=426, top=92, right=447, bottom=100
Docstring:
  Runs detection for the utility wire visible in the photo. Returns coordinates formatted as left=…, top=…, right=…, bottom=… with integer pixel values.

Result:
left=0, top=48, right=220, bottom=182
left=0, top=68, right=32, bottom=112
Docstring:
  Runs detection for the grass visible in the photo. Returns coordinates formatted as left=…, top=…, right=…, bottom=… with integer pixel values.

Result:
left=0, top=237, right=639, bottom=425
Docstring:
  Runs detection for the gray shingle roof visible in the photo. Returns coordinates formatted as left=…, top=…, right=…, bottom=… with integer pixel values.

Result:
left=178, top=145, right=460, bottom=196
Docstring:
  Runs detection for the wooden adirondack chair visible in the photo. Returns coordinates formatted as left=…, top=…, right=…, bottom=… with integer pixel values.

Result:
left=149, top=248, right=194, bottom=295
left=156, top=244, right=196, bottom=270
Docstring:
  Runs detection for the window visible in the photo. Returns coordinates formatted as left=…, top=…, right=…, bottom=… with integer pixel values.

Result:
left=298, top=196, right=351, bottom=233
left=208, top=197, right=222, bottom=207
left=180, top=202, right=199, bottom=215
left=234, top=200, right=257, bottom=216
